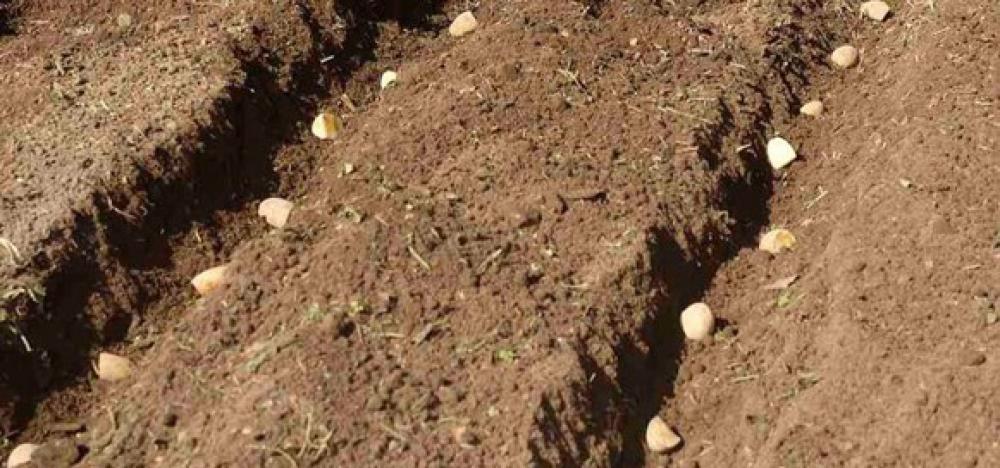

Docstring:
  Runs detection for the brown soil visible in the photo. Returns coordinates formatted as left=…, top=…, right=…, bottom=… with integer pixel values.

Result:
left=0, top=0, right=997, bottom=466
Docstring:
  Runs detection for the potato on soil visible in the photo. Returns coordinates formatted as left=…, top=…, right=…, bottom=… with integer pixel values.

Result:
left=191, top=264, right=229, bottom=295
left=759, top=228, right=797, bottom=254
left=311, top=112, right=343, bottom=140
left=380, top=70, right=398, bottom=90
left=680, top=302, right=715, bottom=340
left=860, top=1, right=891, bottom=21
left=6, top=443, right=39, bottom=468
left=258, top=197, right=294, bottom=228
left=646, top=416, right=681, bottom=453
left=800, top=100, right=824, bottom=117
left=766, top=137, right=797, bottom=169
left=448, top=11, right=478, bottom=37
left=831, top=45, right=860, bottom=68
left=96, top=352, right=133, bottom=381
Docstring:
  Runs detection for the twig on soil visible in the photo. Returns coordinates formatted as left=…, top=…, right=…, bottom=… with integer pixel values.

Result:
left=297, top=412, right=313, bottom=459
left=656, top=104, right=713, bottom=125
left=804, top=187, right=829, bottom=210
left=477, top=246, right=507, bottom=275
left=250, top=445, right=299, bottom=468
left=556, top=68, right=590, bottom=96
left=407, top=245, right=432, bottom=271
left=0, top=238, right=22, bottom=266
left=105, top=195, right=137, bottom=222
left=106, top=407, right=117, bottom=432
left=378, top=422, right=409, bottom=442
left=731, top=374, right=759, bottom=383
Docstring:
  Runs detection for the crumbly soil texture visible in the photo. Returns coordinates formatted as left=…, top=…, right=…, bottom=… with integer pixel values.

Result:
left=0, top=0, right=998, bottom=466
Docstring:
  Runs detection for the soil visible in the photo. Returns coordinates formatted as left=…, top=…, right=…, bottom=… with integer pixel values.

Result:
left=0, top=0, right=997, bottom=466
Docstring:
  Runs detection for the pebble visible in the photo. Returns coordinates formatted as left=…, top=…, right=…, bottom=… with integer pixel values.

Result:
left=959, top=350, right=986, bottom=367
left=831, top=45, right=860, bottom=69
left=766, top=137, right=797, bottom=169
left=453, top=426, right=479, bottom=448
left=311, top=112, right=343, bottom=140
left=799, top=100, right=824, bottom=117
left=759, top=228, right=797, bottom=254
left=448, top=12, right=478, bottom=37
left=257, top=198, right=294, bottom=229
left=645, top=416, right=682, bottom=453
left=116, top=13, right=133, bottom=29
left=860, top=1, right=891, bottom=21
left=380, top=70, right=398, bottom=90
left=680, top=302, right=715, bottom=340
left=6, top=443, right=39, bottom=468
left=191, top=264, right=229, bottom=296
left=96, top=352, right=133, bottom=381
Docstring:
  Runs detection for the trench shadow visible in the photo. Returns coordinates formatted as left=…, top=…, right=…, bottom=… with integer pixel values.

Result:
left=2, top=0, right=453, bottom=439
left=0, top=0, right=15, bottom=36
left=327, top=0, right=446, bottom=84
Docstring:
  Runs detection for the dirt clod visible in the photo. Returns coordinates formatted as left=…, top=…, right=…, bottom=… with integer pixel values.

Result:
left=959, top=350, right=987, bottom=367
left=453, top=426, right=479, bottom=448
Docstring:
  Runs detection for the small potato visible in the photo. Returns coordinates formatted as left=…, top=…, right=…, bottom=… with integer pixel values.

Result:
left=680, top=302, right=715, bottom=340
left=96, top=352, right=133, bottom=381
left=191, top=264, right=229, bottom=296
left=449, top=12, right=478, bottom=37
left=646, top=416, right=682, bottom=453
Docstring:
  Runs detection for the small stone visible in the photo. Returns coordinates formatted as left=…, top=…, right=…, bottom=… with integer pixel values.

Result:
left=380, top=70, right=398, bottom=90
left=116, top=13, right=133, bottom=29
left=987, top=311, right=999, bottom=326
left=831, top=45, right=860, bottom=69
left=453, top=426, right=479, bottom=448
left=311, top=112, right=343, bottom=140
left=645, top=416, right=682, bottom=453
left=959, top=350, right=986, bottom=367
left=162, top=411, right=179, bottom=427
left=96, top=352, right=133, bottom=381
left=929, top=215, right=958, bottom=235
left=860, top=1, right=891, bottom=21
left=191, top=265, right=229, bottom=296
left=31, top=438, right=80, bottom=467
left=512, top=209, right=542, bottom=228
left=257, top=198, right=294, bottom=229
left=799, top=100, right=824, bottom=117
left=6, top=444, right=39, bottom=468
left=766, top=137, right=797, bottom=169
left=680, top=302, right=715, bottom=340
left=448, top=12, right=478, bottom=37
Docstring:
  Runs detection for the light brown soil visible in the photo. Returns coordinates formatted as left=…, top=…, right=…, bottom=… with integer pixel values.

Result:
left=0, top=0, right=997, bottom=466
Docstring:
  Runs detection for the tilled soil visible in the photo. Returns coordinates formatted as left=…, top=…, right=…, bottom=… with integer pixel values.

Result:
left=0, top=0, right=997, bottom=466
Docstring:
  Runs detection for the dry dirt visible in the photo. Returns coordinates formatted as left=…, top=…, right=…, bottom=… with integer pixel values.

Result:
left=0, top=0, right=997, bottom=467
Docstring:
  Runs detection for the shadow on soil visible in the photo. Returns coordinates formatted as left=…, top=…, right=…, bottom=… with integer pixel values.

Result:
left=327, top=0, right=446, bottom=83
left=1, top=0, right=446, bottom=438
left=0, top=0, right=15, bottom=36
left=528, top=98, right=775, bottom=466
